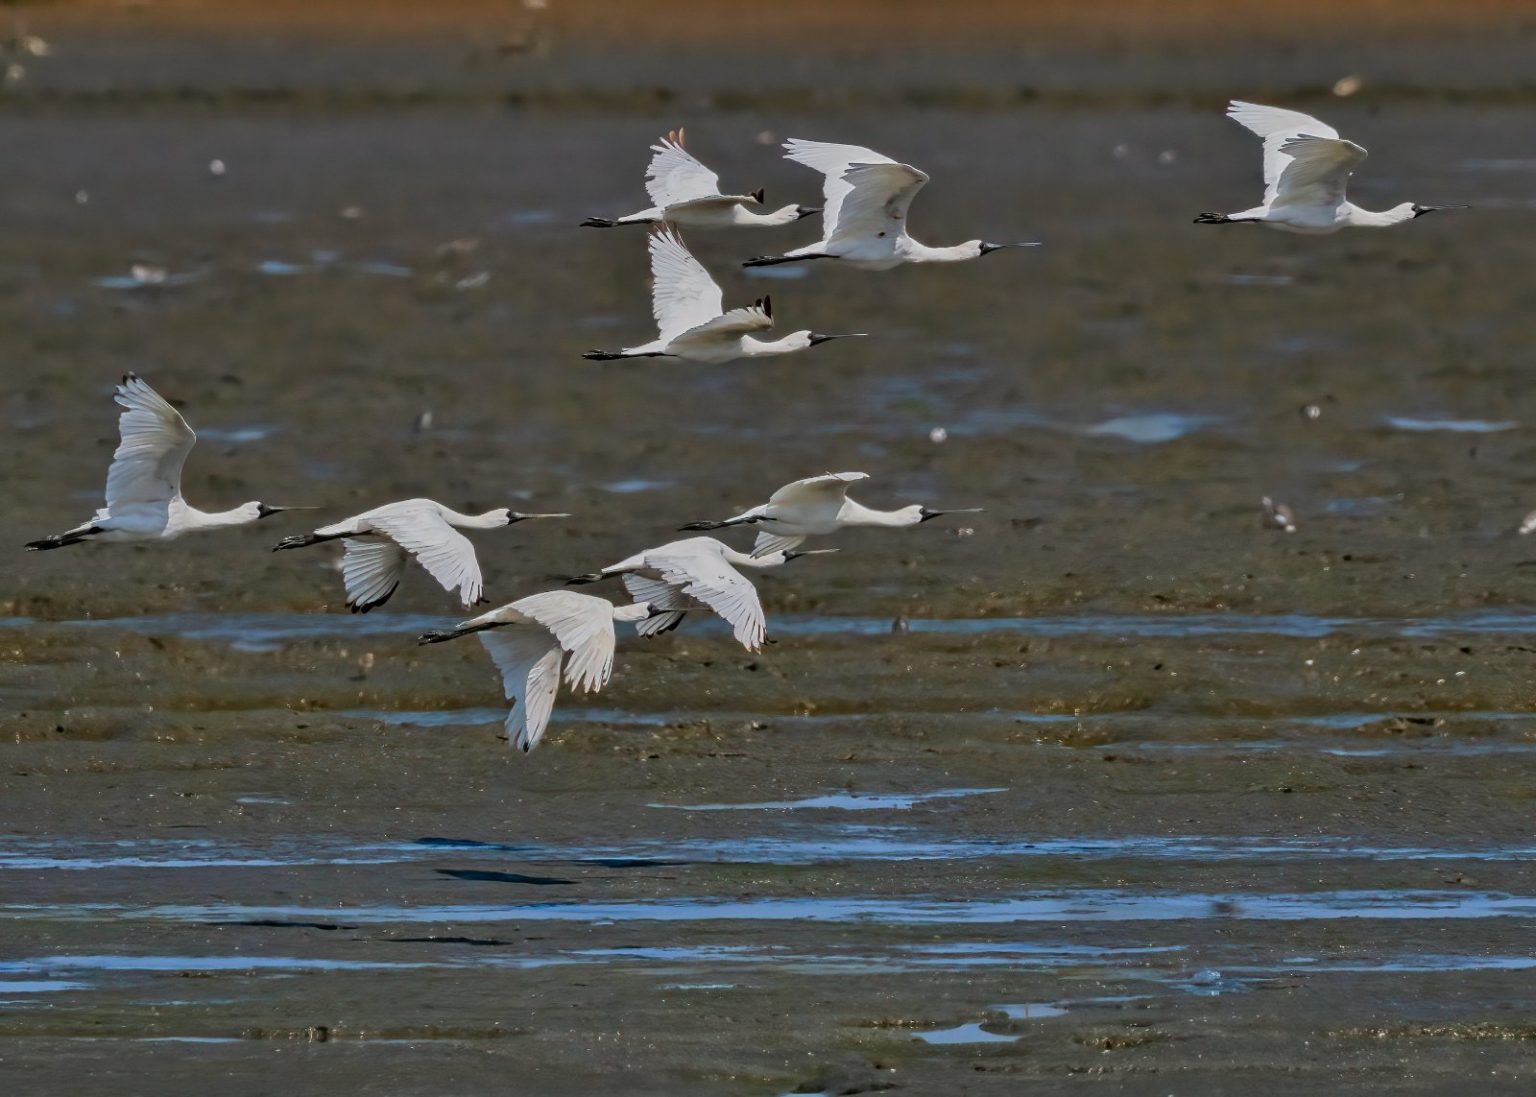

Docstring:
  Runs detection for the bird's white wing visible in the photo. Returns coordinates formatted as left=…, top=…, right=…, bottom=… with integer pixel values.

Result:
left=479, top=628, right=563, bottom=753
left=1270, top=135, right=1368, bottom=211
left=510, top=590, right=618, bottom=695
left=1225, top=101, right=1346, bottom=204
left=622, top=573, right=689, bottom=638
left=751, top=531, right=807, bottom=558
left=649, top=548, right=766, bottom=651
left=649, top=227, right=724, bottom=343
left=105, top=375, right=197, bottom=512
left=782, top=139, right=926, bottom=246
left=339, top=537, right=408, bottom=612
left=783, top=139, right=896, bottom=234
left=766, top=471, right=868, bottom=507
left=824, top=162, right=929, bottom=248
left=667, top=301, right=773, bottom=351
left=367, top=507, right=484, bottom=607
left=645, top=129, right=724, bottom=208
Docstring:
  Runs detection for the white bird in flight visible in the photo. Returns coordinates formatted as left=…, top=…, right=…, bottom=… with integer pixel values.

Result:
left=681, top=471, right=982, bottom=556
left=582, top=227, right=864, bottom=363
left=25, top=374, right=303, bottom=551
left=566, top=535, right=833, bottom=651
left=418, top=590, right=664, bottom=753
left=743, top=139, right=1039, bottom=270
left=1195, top=101, right=1465, bottom=233
left=581, top=128, right=819, bottom=230
left=272, top=499, right=568, bottom=612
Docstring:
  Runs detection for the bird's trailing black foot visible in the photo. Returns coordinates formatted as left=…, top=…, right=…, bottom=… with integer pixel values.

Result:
left=579, top=217, right=618, bottom=228
left=581, top=350, right=626, bottom=361
left=417, top=629, right=463, bottom=645
left=677, top=519, right=732, bottom=531
left=564, top=572, right=604, bottom=585
left=24, top=528, right=100, bottom=551
left=272, top=532, right=329, bottom=552
left=1193, top=212, right=1235, bottom=224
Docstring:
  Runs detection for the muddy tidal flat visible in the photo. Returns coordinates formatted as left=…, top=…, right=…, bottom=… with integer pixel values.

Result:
left=6, top=2, right=1536, bottom=1094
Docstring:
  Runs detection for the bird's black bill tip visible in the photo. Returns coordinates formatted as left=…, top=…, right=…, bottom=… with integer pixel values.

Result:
left=794, top=205, right=821, bottom=220
left=1412, top=204, right=1469, bottom=217
left=979, top=241, right=1042, bottom=255
left=918, top=506, right=984, bottom=522
left=255, top=503, right=315, bottom=519
left=809, top=333, right=867, bottom=346
left=784, top=548, right=839, bottom=561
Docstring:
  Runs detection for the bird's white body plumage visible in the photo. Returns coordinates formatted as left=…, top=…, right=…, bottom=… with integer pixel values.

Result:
left=450, top=591, right=653, bottom=752
left=590, top=228, right=834, bottom=363
left=590, top=130, right=810, bottom=229
left=758, top=139, right=1035, bottom=269
left=1204, top=101, right=1429, bottom=234
left=587, top=535, right=797, bottom=651
left=27, top=374, right=284, bottom=549
left=688, top=471, right=978, bottom=556
left=278, top=499, right=566, bottom=612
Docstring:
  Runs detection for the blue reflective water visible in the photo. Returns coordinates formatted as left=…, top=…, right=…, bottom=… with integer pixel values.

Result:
left=1385, top=416, right=1517, bottom=433
left=38, top=609, right=1536, bottom=647
left=24, top=890, right=1532, bottom=926
left=652, top=788, right=1006, bottom=811
left=9, top=831, right=1536, bottom=872
left=1083, top=412, right=1221, bottom=444
left=917, top=1021, right=1017, bottom=1044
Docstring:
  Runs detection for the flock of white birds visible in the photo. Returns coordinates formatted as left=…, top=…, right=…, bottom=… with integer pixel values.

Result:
left=25, top=101, right=1460, bottom=752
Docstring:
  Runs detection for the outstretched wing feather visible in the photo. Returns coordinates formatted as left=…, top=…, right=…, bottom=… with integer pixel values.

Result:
left=339, top=537, right=408, bottom=611
left=367, top=507, right=484, bottom=607
left=510, top=590, right=619, bottom=695
left=105, top=375, right=198, bottom=511
left=479, top=628, right=563, bottom=752
left=782, top=139, right=897, bottom=235
left=648, top=227, right=724, bottom=343
left=645, top=131, right=724, bottom=208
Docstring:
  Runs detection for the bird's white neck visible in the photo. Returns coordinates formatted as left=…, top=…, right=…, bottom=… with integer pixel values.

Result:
left=185, top=504, right=261, bottom=529
left=1343, top=203, right=1417, bottom=228
left=734, top=204, right=808, bottom=227
left=439, top=507, right=508, bottom=530
left=719, top=544, right=782, bottom=569
left=839, top=498, right=922, bottom=528
left=898, top=238, right=982, bottom=264
left=739, top=335, right=810, bottom=358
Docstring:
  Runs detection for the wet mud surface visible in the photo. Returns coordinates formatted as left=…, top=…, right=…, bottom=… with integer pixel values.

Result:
left=5, top=3, right=1536, bottom=1094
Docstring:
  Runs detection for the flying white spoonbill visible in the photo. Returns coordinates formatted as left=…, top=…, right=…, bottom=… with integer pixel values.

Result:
left=581, top=128, right=819, bottom=230
left=743, top=139, right=1039, bottom=270
left=273, top=499, right=568, bottom=612
left=1195, top=101, right=1465, bottom=233
left=583, top=227, right=864, bottom=363
left=419, top=590, right=665, bottom=753
left=567, top=535, right=833, bottom=651
left=25, top=374, right=304, bottom=550
left=681, top=471, right=982, bottom=556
